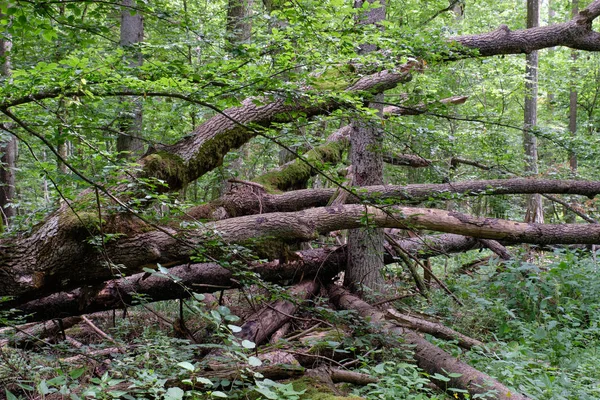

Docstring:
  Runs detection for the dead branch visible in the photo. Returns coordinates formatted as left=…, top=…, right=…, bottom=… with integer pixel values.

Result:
left=385, top=308, right=485, bottom=350
left=328, top=285, right=530, bottom=400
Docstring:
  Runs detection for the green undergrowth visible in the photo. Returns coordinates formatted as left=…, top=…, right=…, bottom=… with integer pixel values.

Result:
left=415, top=249, right=600, bottom=400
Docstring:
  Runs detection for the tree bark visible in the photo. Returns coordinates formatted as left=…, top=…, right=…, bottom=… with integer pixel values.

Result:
left=117, top=0, right=144, bottom=158
left=450, top=0, right=600, bottom=55
left=523, top=0, right=543, bottom=224
left=345, top=0, right=387, bottom=293
left=385, top=308, right=485, bottom=350
left=0, top=19, right=16, bottom=226
left=7, top=200, right=600, bottom=305
left=569, top=0, right=579, bottom=173
left=7, top=231, right=492, bottom=322
left=237, top=280, right=319, bottom=345
left=188, top=178, right=600, bottom=221
left=226, top=0, right=253, bottom=46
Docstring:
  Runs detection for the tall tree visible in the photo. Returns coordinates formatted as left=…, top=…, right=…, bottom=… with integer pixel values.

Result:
left=117, top=0, right=144, bottom=158
left=226, top=0, right=253, bottom=47
left=344, top=0, right=387, bottom=293
left=0, top=20, right=16, bottom=227
left=569, top=0, right=579, bottom=173
left=523, top=0, right=543, bottom=223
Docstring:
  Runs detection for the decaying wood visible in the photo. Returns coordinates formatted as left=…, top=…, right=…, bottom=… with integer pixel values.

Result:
left=328, top=285, right=530, bottom=400
left=385, top=308, right=485, bottom=350
left=255, top=126, right=352, bottom=191
left=9, top=232, right=490, bottom=323
left=204, top=364, right=306, bottom=382
left=237, top=280, right=320, bottom=345
left=81, top=316, right=124, bottom=353
left=9, top=198, right=600, bottom=314
left=477, top=239, right=512, bottom=260
left=270, top=322, right=293, bottom=344
left=11, top=248, right=343, bottom=323
left=0, top=316, right=81, bottom=349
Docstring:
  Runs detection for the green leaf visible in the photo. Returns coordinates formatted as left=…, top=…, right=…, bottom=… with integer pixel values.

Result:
left=248, top=356, right=262, bottom=367
left=211, top=391, right=228, bottom=398
left=197, top=377, right=213, bottom=386
left=177, top=361, right=195, bottom=372
left=5, top=390, right=18, bottom=400
left=164, top=387, right=184, bottom=400
left=242, top=339, right=256, bottom=349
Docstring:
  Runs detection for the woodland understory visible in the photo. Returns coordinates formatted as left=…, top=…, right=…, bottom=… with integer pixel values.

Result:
left=3, top=0, right=600, bottom=399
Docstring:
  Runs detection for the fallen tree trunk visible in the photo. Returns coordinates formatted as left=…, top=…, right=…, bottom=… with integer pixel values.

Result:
left=385, top=309, right=485, bottom=350
left=7, top=232, right=491, bottom=322
left=0, top=316, right=82, bottom=349
left=6, top=201, right=600, bottom=303
left=10, top=249, right=340, bottom=322
left=328, top=285, right=530, bottom=400
left=188, top=178, right=600, bottom=220
left=237, top=280, right=320, bottom=345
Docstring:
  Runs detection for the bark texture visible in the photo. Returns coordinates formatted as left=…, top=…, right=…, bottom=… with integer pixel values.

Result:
left=7, top=201, right=600, bottom=304
left=523, top=0, right=544, bottom=224
left=189, top=178, right=600, bottom=221
left=226, top=0, right=253, bottom=46
left=0, top=23, right=16, bottom=226
left=237, top=280, right=319, bottom=345
left=450, top=0, right=600, bottom=55
left=346, top=0, right=387, bottom=292
left=117, top=0, right=144, bottom=158
left=569, top=0, right=579, bottom=173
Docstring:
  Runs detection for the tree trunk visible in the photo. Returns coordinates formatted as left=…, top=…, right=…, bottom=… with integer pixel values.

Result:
left=237, top=280, right=319, bottom=345
left=117, top=0, right=144, bottom=158
left=226, top=0, right=253, bottom=46
left=0, top=136, right=16, bottom=227
left=345, top=0, right=387, bottom=293
left=8, top=200, right=600, bottom=305
left=523, top=0, right=543, bottom=224
left=569, top=0, right=579, bottom=173
left=0, top=21, right=16, bottom=226
left=188, top=178, right=600, bottom=221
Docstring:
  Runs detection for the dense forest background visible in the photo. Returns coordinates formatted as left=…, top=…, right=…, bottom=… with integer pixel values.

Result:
left=2, top=0, right=600, bottom=399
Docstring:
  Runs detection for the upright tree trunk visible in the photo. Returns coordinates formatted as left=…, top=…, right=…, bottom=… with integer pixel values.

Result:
left=546, top=0, right=555, bottom=109
left=56, top=5, right=69, bottom=175
left=344, top=0, right=386, bottom=293
left=117, top=0, right=144, bottom=158
left=523, top=0, right=543, bottom=223
left=0, top=21, right=17, bottom=227
left=226, top=0, right=253, bottom=46
left=451, top=0, right=464, bottom=20
left=569, top=0, right=578, bottom=173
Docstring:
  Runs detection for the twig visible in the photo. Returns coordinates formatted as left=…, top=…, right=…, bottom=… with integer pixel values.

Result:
left=81, top=316, right=125, bottom=353
left=371, top=293, right=418, bottom=307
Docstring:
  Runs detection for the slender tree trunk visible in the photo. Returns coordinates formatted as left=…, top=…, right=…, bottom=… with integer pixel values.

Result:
left=117, top=0, right=144, bottom=158
left=569, top=0, right=579, bottom=173
left=524, top=0, right=543, bottom=223
left=0, top=20, right=17, bottom=226
left=546, top=0, right=555, bottom=109
left=451, top=0, right=464, bottom=20
left=55, top=5, right=69, bottom=175
left=345, top=0, right=386, bottom=293
left=226, top=0, right=253, bottom=46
